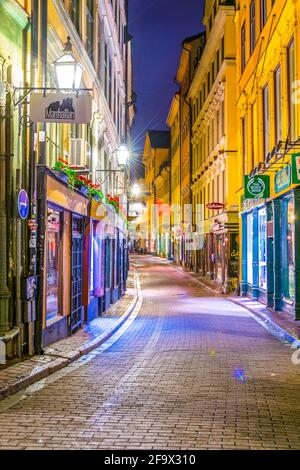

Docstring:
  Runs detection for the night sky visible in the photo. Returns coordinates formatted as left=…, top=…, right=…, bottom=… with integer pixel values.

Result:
left=128, top=0, right=205, bottom=178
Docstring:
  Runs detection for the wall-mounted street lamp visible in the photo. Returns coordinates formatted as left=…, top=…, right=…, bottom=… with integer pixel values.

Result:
left=53, top=37, right=84, bottom=90
left=2, top=37, right=92, bottom=108
left=96, top=143, right=131, bottom=194
left=116, top=144, right=130, bottom=167
left=131, top=184, right=141, bottom=197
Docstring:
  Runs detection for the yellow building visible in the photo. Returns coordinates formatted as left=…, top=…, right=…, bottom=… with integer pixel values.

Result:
left=143, top=130, right=170, bottom=254
left=188, top=0, right=239, bottom=292
left=176, top=33, right=204, bottom=268
left=236, top=0, right=300, bottom=319
left=166, top=93, right=181, bottom=263
left=154, top=160, right=171, bottom=257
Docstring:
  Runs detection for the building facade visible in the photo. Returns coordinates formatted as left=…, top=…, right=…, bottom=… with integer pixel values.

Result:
left=142, top=130, right=170, bottom=255
left=189, top=0, right=239, bottom=292
left=176, top=33, right=204, bottom=269
left=0, top=0, right=134, bottom=362
left=166, top=93, right=181, bottom=263
left=237, top=0, right=300, bottom=319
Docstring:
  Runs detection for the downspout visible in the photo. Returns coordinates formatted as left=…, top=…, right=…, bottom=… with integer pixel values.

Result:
left=0, top=60, right=12, bottom=336
left=33, top=0, right=46, bottom=354
left=14, top=18, right=31, bottom=357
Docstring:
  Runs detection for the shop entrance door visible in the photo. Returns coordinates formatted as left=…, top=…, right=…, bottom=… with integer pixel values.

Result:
left=70, top=215, right=84, bottom=333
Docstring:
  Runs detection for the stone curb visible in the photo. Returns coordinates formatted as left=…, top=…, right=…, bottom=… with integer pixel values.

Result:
left=0, top=270, right=140, bottom=402
left=228, top=297, right=300, bottom=348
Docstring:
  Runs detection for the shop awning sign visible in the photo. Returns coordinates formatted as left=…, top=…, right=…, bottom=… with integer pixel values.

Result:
left=30, top=93, right=92, bottom=124
left=275, top=165, right=291, bottom=193
left=244, top=175, right=270, bottom=199
left=292, top=153, right=300, bottom=184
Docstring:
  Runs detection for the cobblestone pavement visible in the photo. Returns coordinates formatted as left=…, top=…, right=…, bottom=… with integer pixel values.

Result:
left=0, top=255, right=300, bottom=450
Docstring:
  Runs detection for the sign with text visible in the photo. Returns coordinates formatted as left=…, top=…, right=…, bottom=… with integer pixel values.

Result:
left=292, top=153, right=300, bottom=184
left=244, top=175, right=270, bottom=199
left=206, top=202, right=225, bottom=211
left=275, top=165, right=291, bottom=193
left=30, top=93, right=92, bottom=124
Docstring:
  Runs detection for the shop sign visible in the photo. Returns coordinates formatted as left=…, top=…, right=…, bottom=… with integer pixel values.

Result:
left=292, top=153, right=300, bottom=184
left=275, top=165, right=291, bottom=193
left=30, top=93, right=92, bottom=124
left=18, top=189, right=30, bottom=220
left=212, top=219, right=224, bottom=232
left=244, top=176, right=270, bottom=199
left=21, top=276, right=37, bottom=301
left=206, top=202, right=225, bottom=211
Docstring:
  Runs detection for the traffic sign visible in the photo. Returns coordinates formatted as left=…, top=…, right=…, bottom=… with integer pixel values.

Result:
left=18, top=190, right=30, bottom=220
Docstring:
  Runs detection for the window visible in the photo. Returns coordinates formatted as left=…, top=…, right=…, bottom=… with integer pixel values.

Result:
left=263, top=84, right=270, bottom=158
left=104, top=43, right=108, bottom=98
left=250, top=0, right=256, bottom=54
left=247, top=213, right=253, bottom=285
left=287, top=38, right=296, bottom=140
left=260, top=0, right=267, bottom=29
left=97, top=15, right=102, bottom=78
left=70, top=0, right=80, bottom=33
left=216, top=49, right=220, bottom=73
left=108, top=58, right=112, bottom=109
left=221, top=36, right=225, bottom=61
left=221, top=100, right=225, bottom=136
left=258, top=208, right=267, bottom=290
left=46, top=206, right=63, bottom=324
left=242, top=116, right=247, bottom=175
left=241, top=22, right=246, bottom=72
left=86, top=0, right=94, bottom=63
left=274, top=66, right=282, bottom=143
left=252, top=101, right=257, bottom=169
left=282, top=197, right=295, bottom=301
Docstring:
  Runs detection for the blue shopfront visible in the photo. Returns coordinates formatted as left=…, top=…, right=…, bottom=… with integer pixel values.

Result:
left=241, top=183, right=300, bottom=320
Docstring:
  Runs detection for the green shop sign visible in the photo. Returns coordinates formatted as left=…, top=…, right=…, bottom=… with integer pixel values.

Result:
left=275, top=165, right=291, bottom=193
left=292, top=153, right=300, bottom=184
left=244, top=175, right=270, bottom=199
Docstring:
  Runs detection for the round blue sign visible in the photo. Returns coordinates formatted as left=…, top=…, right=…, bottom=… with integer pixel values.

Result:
left=18, top=190, right=30, bottom=220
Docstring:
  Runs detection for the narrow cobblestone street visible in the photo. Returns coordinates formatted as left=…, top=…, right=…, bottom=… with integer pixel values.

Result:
left=0, top=256, right=300, bottom=450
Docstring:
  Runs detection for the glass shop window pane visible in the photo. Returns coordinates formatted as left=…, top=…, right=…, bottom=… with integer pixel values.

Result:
left=247, top=213, right=253, bottom=285
left=286, top=199, right=295, bottom=300
left=258, top=208, right=267, bottom=290
left=46, top=207, right=62, bottom=324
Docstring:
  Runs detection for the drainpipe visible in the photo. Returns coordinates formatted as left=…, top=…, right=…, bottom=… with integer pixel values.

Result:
left=34, top=0, right=48, bottom=354
left=0, top=64, right=11, bottom=335
left=14, top=18, right=32, bottom=358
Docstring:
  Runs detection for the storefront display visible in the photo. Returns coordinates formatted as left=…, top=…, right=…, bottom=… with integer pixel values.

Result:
left=282, top=197, right=295, bottom=301
left=246, top=213, right=253, bottom=285
left=46, top=206, right=62, bottom=325
left=258, top=208, right=267, bottom=290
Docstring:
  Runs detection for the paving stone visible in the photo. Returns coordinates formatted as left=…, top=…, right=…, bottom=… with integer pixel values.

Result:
left=0, top=257, right=299, bottom=450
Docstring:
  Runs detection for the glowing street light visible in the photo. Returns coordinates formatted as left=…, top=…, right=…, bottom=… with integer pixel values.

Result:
left=116, top=144, right=130, bottom=167
left=131, top=184, right=141, bottom=197
left=53, top=37, right=84, bottom=90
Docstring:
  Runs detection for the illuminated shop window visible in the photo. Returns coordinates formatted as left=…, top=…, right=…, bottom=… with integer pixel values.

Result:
left=247, top=213, right=253, bottom=285
left=258, top=207, right=267, bottom=290
left=283, top=197, right=295, bottom=301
